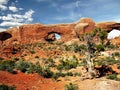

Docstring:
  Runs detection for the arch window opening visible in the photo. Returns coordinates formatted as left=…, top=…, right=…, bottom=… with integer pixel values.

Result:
left=107, top=29, right=120, bottom=39
left=45, top=32, right=61, bottom=42
left=55, top=33, right=61, bottom=40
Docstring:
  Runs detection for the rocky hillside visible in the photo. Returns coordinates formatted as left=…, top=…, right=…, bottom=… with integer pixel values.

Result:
left=0, top=17, right=120, bottom=45
left=0, top=17, right=120, bottom=90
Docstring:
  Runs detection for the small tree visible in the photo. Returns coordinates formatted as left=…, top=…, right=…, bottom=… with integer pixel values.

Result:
left=64, top=83, right=79, bottom=90
left=75, top=29, right=100, bottom=79
left=85, top=34, right=98, bottom=79
left=98, top=29, right=108, bottom=45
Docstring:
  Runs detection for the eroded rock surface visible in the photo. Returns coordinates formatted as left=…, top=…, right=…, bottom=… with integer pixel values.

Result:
left=0, top=17, right=120, bottom=45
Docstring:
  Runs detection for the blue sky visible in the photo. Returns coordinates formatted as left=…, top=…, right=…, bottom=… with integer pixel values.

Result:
left=0, top=0, right=120, bottom=31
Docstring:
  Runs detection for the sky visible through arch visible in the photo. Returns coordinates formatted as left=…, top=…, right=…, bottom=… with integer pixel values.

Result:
left=0, top=0, right=120, bottom=38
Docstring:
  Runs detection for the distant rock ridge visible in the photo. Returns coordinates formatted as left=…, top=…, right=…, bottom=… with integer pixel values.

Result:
left=0, top=17, right=120, bottom=45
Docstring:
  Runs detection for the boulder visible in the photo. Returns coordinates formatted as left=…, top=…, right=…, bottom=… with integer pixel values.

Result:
left=110, top=36, right=120, bottom=46
left=76, top=17, right=95, bottom=34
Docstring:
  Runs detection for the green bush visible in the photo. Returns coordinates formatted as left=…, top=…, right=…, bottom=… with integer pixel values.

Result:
left=0, top=60, right=15, bottom=73
left=15, top=60, right=34, bottom=73
left=30, top=50, right=35, bottom=54
left=57, top=64, right=63, bottom=71
left=35, top=61, right=42, bottom=74
left=112, top=52, right=120, bottom=57
left=52, top=72, right=66, bottom=80
left=94, top=57, right=120, bottom=66
left=79, top=59, right=87, bottom=66
left=45, top=58, right=55, bottom=67
left=107, top=45, right=118, bottom=49
left=52, top=73, right=59, bottom=80
left=41, top=66, right=53, bottom=78
left=0, top=84, right=16, bottom=90
left=64, top=83, right=79, bottom=90
left=57, top=58, right=78, bottom=71
left=74, top=72, right=81, bottom=76
left=0, top=57, right=4, bottom=61
left=118, top=65, right=120, bottom=69
left=106, top=74, right=120, bottom=81
left=64, top=45, right=71, bottom=51
left=96, top=44, right=105, bottom=52
left=35, top=56, right=39, bottom=59
left=66, top=72, right=73, bottom=76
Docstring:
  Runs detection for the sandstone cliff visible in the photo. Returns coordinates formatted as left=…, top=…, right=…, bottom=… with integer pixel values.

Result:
left=0, top=17, right=120, bottom=45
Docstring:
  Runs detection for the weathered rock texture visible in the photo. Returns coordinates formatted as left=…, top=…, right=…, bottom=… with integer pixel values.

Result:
left=96, top=22, right=120, bottom=32
left=0, top=17, right=120, bottom=45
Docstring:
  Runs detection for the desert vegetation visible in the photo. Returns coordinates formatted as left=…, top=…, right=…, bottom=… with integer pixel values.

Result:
left=0, top=28, right=120, bottom=90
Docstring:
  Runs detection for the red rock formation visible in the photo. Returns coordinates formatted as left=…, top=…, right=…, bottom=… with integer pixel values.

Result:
left=75, top=18, right=95, bottom=36
left=19, top=23, right=76, bottom=44
left=110, top=36, right=120, bottom=46
left=0, top=17, right=120, bottom=45
left=96, top=22, right=120, bottom=32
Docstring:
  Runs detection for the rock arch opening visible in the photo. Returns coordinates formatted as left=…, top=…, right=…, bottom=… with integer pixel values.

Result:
left=107, top=29, right=120, bottom=39
left=45, top=32, right=61, bottom=42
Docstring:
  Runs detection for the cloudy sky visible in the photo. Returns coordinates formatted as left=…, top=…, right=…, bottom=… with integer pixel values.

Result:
left=0, top=0, right=120, bottom=32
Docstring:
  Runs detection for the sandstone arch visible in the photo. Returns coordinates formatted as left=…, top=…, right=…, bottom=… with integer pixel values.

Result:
left=44, top=32, right=61, bottom=42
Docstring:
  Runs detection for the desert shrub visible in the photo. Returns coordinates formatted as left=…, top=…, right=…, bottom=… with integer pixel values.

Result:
left=30, top=50, right=35, bottom=54
left=11, top=51, right=17, bottom=54
left=106, top=74, right=120, bottom=81
left=64, top=83, right=79, bottom=90
left=73, top=44, right=86, bottom=53
left=107, top=44, right=118, bottom=49
left=66, top=72, right=73, bottom=76
left=118, top=65, right=120, bottom=69
left=15, top=60, right=34, bottom=73
left=112, top=52, right=120, bottom=57
left=41, top=66, right=53, bottom=78
left=79, top=58, right=87, bottom=66
left=52, top=73, right=59, bottom=80
left=52, top=72, right=66, bottom=80
left=0, top=84, right=16, bottom=90
left=35, top=61, right=42, bottom=74
left=0, top=60, right=15, bottom=73
left=94, top=57, right=120, bottom=66
left=57, top=64, right=63, bottom=71
left=0, top=57, right=4, bottom=61
left=98, top=29, right=108, bottom=45
left=64, top=45, right=71, bottom=51
left=64, top=43, right=86, bottom=53
left=45, top=58, right=55, bottom=67
left=74, top=72, right=81, bottom=76
left=56, top=72, right=65, bottom=77
left=57, top=59, right=78, bottom=70
left=96, top=44, right=105, bottom=52
left=72, top=44, right=81, bottom=53
left=35, top=56, right=39, bottom=59
left=26, top=63, right=35, bottom=73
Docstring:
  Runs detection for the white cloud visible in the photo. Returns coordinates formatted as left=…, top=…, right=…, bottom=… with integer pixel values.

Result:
left=9, top=6, right=18, bottom=12
left=0, top=0, right=8, bottom=11
left=0, top=4, right=7, bottom=10
left=0, top=28, right=6, bottom=32
left=0, top=0, right=8, bottom=4
left=0, top=9, right=35, bottom=27
left=19, top=8, right=23, bottom=10
left=24, top=10, right=34, bottom=19
left=107, top=29, right=120, bottom=39
left=0, top=21, right=23, bottom=27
